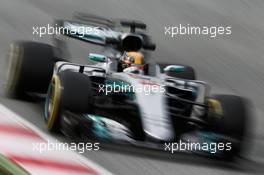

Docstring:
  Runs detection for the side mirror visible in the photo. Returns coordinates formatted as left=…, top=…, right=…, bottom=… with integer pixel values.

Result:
left=164, top=65, right=186, bottom=73
left=88, top=53, right=107, bottom=62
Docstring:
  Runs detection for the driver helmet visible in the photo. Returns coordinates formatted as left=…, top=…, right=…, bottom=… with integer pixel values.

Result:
left=120, top=51, right=144, bottom=70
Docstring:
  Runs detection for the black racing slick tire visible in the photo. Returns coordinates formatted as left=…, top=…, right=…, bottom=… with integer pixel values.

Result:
left=158, top=63, right=196, bottom=80
left=207, top=95, right=250, bottom=158
left=44, top=71, right=94, bottom=132
left=6, top=41, right=55, bottom=98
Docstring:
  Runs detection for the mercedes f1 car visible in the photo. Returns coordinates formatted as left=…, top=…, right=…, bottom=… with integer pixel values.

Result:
left=6, top=14, right=249, bottom=159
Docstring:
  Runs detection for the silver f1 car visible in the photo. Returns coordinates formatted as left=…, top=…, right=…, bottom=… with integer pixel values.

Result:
left=6, top=14, right=249, bottom=159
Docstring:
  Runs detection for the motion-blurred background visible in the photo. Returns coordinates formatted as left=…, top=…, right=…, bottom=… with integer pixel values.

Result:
left=0, top=0, right=264, bottom=174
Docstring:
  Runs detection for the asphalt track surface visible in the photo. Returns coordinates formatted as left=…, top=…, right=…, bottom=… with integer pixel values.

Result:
left=0, top=0, right=264, bottom=174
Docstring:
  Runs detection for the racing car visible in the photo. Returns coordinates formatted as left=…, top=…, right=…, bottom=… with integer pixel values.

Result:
left=6, top=14, right=249, bottom=159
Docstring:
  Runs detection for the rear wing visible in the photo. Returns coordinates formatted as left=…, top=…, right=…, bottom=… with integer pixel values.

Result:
left=53, top=13, right=155, bottom=51
left=54, top=19, right=117, bottom=45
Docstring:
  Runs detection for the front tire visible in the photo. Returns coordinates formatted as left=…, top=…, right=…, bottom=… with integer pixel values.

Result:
left=6, top=41, right=55, bottom=98
left=45, top=71, right=94, bottom=132
left=207, top=95, right=250, bottom=158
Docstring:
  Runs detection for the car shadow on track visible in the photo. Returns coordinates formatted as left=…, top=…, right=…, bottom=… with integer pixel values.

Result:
left=95, top=141, right=264, bottom=174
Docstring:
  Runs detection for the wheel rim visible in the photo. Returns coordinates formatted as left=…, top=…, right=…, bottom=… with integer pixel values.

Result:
left=44, top=83, right=54, bottom=120
left=45, top=75, right=61, bottom=130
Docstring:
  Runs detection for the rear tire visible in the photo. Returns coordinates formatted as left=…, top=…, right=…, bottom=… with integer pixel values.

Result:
left=6, top=41, right=55, bottom=98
